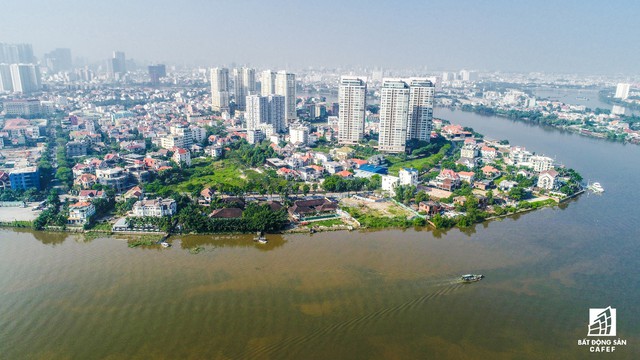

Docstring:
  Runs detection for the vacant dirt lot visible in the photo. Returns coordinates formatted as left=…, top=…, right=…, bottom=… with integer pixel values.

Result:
left=0, top=204, right=40, bottom=222
left=340, top=197, right=414, bottom=218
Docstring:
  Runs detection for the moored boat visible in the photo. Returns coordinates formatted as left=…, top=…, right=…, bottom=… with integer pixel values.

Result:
left=460, top=274, right=484, bottom=283
left=588, top=182, right=604, bottom=193
left=254, top=232, right=268, bottom=244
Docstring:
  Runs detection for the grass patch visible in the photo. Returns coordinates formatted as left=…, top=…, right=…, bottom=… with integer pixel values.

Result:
left=310, top=145, right=332, bottom=154
left=87, top=222, right=113, bottom=231
left=126, top=234, right=164, bottom=248
left=387, top=144, right=450, bottom=175
left=189, top=246, right=204, bottom=254
left=176, top=160, right=246, bottom=192
left=0, top=220, right=33, bottom=228
left=343, top=206, right=412, bottom=229
left=128, top=239, right=157, bottom=248
left=307, top=218, right=344, bottom=227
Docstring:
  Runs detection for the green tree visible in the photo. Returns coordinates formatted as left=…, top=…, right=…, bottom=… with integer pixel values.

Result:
left=508, top=187, right=525, bottom=200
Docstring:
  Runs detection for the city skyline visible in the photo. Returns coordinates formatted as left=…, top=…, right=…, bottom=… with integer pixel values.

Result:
left=1, top=0, right=639, bottom=74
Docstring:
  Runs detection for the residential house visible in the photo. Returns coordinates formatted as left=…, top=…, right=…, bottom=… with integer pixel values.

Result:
left=399, top=168, right=419, bottom=186
left=68, top=202, right=96, bottom=225
left=199, top=187, right=215, bottom=205
left=260, top=200, right=284, bottom=212
left=530, top=155, right=554, bottom=172
left=324, top=162, right=343, bottom=174
left=219, top=197, right=245, bottom=208
left=288, top=198, right=338, bottom=220
left=481, top=146, right=498, bottom=161
left=441, top=124, right=472, bottom=140
left=432, top=169, right=460, bottom=191
left=481, top=165, right=501, bottom=179
left=499, top=180, right=519, bottom=191
left=382, top=175, right=400, bottom=195
left=313, top=152, right=331, bottom=164
left=349, top=158, right=368, bottom=168
left=132, top=198, right=177, bottom=217
left=419, top=201, right=442, bottom=216
left=458, top=171, right=475, bottom=184
left=172, top=148, right=191, bottom=167
left=537, top=170, right=559, bottom=190
left=299, top=166, right=322, bottom=181
left=66, top=141, right=87, bottom=157
left=75, top=173, right=97, bottom=189
left=204, top=145, right=223, bottom=158
left=96, top=167, right=129, bottom=193
left=456, top=157, right=478, bottom=169
left=277, top=167, right=300, bottom=179
left=123, top=186, right=144, bottom=200
left=474, top=180, right=493, bottom=190
left=335, top=170, right=354, bottom=178
left=209, top=208, right=243, bottom=219
left=332, top=146, right=355, bottom=160
left=78, top=190, right=105, bottom=202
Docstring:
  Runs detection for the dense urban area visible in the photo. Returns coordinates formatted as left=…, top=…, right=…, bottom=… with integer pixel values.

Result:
left=1, top=42, right=634, bottom=238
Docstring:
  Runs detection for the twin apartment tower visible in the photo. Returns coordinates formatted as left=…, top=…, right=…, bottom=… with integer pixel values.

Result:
left=211, top=68, right=295, bottom=135
left=339, top=76, right=434, bottom=153
left=211, top=68, right=434, bottom=154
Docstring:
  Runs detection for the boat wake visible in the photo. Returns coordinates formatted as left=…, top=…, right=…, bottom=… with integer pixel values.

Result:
left=240, top=278, right=468, bottom=358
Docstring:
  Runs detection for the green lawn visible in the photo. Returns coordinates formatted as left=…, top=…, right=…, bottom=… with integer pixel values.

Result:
left=176, top=160, right=246, bottom=192
left=387, top=144, right=450, bottom=175
left=306, top=218, right=344, bottom=227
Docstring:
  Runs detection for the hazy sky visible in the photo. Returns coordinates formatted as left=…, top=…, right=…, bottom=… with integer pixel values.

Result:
left=2, top=0, right=639, bottom=73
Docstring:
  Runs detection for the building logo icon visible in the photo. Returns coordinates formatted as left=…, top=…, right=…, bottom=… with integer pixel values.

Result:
left=588, top=306, right=616, bottom=337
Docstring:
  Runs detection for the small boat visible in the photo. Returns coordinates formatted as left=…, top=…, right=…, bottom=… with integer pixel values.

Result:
left=588, top=182, right=604, bottom=193
left=160, top=242, right=171, bottom=248
left=460, top=274, right=484, bottom=283
left=254, top=232, right=268, bottom=244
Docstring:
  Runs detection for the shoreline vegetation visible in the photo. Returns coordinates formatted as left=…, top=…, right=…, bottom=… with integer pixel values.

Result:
left=455, top=103, right=639, bottom=144
left=0, top=194, right=579, bottom=237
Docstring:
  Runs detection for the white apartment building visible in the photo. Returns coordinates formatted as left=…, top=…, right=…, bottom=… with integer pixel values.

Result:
left=234, top=67, right=256, bottom=110
left=378, top=79, right=410, bottom=153
left=615, top=83, right=630, bottom=100
left=378, top=78, right=435, bottom=153
left=96, top=167, right=128, bottom=193
left=190, top=126, right=206, bottom=144
left=246, top=94, right=286, bottom=133
left=529, top=155, right=554, bottom=172
left=382, top=175, right=400, bottom=195
left=338, top=76, right=367, bottom=145
left=399, top=168, right=418, bottom=186
left=172, top=148, right=191, bottom=167
left=9, top=63, right=40, bottom=94
left=510, top=146, right=532, bottom=165
left=247, top=129, right=265, bottom=145
left=210, top=67, right=230, bottom=111
left=407, top=78, right=435, bottom=142
left=260, top=70, right=276, bottom=96
left=275, top=71, right=296, bottom=123
left=289, top=125, right=309, bottom=145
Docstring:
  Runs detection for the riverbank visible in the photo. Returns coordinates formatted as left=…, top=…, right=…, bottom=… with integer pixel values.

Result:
left=454, top=105, right=639, bottom=144
left=0, top=190, right=586, bottom=235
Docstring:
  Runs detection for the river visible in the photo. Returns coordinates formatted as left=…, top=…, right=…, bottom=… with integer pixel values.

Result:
left=528, top=87, right=637, bottom=116
left=1, top=109, right=639, bottom=359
